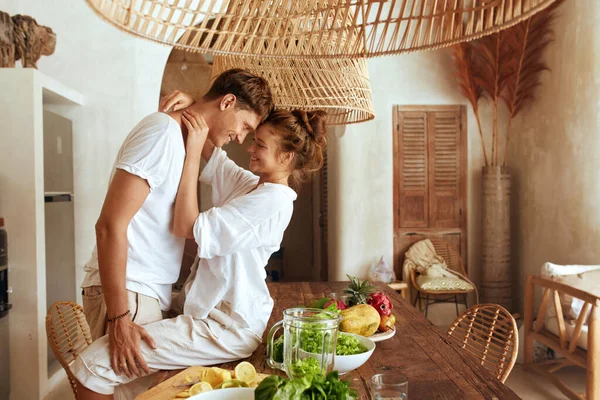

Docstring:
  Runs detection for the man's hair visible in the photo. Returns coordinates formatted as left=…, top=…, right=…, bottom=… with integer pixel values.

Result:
left=204, top=69, right=274, bottom=123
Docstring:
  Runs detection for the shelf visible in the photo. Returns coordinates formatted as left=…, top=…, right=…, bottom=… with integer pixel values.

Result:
left=37, top=69, right=84, bottom=106
left=0, top=69, right=84, bottom=106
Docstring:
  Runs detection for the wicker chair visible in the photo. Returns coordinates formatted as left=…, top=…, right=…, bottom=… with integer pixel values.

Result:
left=447, top=304, right=518, bottom=383
left=410, top=238, right=475, bottom=317
left=46, top=301, right=93, bottom=397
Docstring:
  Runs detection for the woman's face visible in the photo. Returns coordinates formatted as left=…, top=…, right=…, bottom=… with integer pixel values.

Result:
left=247, top=124, right=291, bottom=176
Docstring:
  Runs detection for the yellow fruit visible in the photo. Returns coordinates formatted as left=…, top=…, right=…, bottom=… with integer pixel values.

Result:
left=184, top=374, right=194, bottom=383
left=379, top=313, right=396, bottom=332
left=189, top=382, right=213, bottom=396
left=175, top=390, right=191, bottom=398
left=233, top=361, right=257, bottom=384
left=340, top=304, right=381, bottom=337
left=200, top=367, right=231, bottom=387
left=215, top=379, right=250, bottom=389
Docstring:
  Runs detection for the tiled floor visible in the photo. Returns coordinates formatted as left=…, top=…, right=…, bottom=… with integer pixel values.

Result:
left=506, top=364, right=586, bottom=400
left=44, top=303, right=586, bottom=400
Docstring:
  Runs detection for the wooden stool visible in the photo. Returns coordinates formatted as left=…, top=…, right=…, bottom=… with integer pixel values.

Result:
left=388, top=281, right=408, bottom=299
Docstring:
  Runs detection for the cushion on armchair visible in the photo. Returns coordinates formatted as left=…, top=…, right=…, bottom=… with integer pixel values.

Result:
left=416, top=275, right=474, bottom=291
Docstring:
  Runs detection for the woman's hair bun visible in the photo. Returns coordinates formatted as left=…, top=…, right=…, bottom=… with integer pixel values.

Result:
left=292, top=109, right=327, bottom=149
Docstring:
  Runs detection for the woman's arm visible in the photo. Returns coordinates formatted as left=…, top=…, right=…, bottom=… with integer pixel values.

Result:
left=201, top=139, right=215, bottom=162
left=159, top=90, right=215, bottom=162
left=159, top=90, right=195, bottom=112
left=173, top=110, right=209, bottom=238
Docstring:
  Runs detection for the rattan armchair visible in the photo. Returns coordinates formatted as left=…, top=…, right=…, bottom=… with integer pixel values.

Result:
left=447, top=304, right=519, bottom=383
left=410, top=238, right=475, bottom=317
left=46, top=301, right=93, bottom=397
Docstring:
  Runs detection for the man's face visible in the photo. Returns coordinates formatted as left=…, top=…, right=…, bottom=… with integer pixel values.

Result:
left=209, top=96, right=261, bottom=148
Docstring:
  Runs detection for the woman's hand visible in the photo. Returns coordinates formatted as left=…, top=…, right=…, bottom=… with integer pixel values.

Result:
left=182, top=109, right=209, bottom=157
left=159, top=90, right=195, bottom=112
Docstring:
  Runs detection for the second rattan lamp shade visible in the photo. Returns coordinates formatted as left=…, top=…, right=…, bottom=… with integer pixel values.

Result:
left=212, top=56, right=375, bottom=125
left=86, top=0, right=559, bottom=58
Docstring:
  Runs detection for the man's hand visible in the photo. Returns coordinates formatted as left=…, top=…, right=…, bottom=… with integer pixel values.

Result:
left=108, top=316, right=157, bottom=378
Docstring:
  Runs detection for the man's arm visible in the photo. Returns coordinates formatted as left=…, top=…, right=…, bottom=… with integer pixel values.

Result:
left=96, top=169, right=156, bottom=378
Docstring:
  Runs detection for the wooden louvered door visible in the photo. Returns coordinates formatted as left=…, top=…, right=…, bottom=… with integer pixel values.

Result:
left=393, top=105, right=467, bottom=278
left=397, top=111, right=429, bottom=228
left=428, top=111, right=462, bottom=228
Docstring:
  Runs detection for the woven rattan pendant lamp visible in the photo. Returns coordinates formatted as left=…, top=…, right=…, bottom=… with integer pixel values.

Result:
left=212, top=55, right=374, bottom=125
left=86, top=0, right=559, bottom=58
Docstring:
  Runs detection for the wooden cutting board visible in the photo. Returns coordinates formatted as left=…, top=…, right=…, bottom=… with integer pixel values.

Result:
left=136, top=366, right=271, bottom=400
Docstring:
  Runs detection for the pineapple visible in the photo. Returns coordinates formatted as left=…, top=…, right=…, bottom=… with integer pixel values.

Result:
left=343, top=275, right=376, bottom=306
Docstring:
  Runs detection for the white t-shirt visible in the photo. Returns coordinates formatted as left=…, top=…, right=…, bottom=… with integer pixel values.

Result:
left=181, top=147, right=297, bottom=336
left=82, top=113, right=186, bottom=310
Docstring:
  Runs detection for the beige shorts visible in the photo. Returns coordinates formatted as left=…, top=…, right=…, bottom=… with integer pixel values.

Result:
left=82, top=286, right=163, bottom=341
left=72, top=309, right=262, bottom=395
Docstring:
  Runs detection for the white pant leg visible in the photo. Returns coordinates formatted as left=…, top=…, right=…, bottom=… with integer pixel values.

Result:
left=82, top=286, right=164, bottom=399
left=72, top=314, right=262, bottom=395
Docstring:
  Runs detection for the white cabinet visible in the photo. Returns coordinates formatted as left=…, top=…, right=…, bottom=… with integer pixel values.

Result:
left=0, top=69, right=83, bottom=400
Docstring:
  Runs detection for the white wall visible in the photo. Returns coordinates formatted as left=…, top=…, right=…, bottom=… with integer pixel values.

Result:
left=2, top=0, right=171, bottom=290
left=328, top=49, right=487, bottom=290
left=507, top=1, right=600, bottom=312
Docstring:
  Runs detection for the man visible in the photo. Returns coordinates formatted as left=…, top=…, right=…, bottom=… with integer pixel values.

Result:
left=81, top=68, right=273, bottom=381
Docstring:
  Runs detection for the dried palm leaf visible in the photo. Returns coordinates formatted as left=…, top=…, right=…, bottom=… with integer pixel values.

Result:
left=501, top=1, right=564, bottom=165
left=452, top=42, right=488, bottom=166
left=473, top=32, right=518, bottom=165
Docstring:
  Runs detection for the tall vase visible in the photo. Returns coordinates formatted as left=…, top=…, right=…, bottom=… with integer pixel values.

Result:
left=481, top=166, right=512, bottom=311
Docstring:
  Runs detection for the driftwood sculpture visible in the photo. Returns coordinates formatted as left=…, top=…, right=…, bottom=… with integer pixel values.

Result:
left=0, top=11, right=14, bottom=67
left=0, top=11, right=56, bottom=68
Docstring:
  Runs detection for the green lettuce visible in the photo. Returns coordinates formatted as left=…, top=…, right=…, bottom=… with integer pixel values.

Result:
left=255, top=371, right=358, bottom=400
left=335, top=334, right=367, bottom=356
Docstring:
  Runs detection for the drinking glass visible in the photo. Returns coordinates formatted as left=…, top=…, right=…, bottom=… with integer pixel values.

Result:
left=370, top=372, right=408, bottom=400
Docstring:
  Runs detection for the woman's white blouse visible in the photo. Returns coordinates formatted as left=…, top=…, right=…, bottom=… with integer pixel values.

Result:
left=181, top=147, right=297, bottom=336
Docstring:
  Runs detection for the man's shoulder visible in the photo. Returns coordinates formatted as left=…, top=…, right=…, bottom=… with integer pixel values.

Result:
left=125, top=112, right=179, bottom=143
left=137, top=112, right=175, bottom=132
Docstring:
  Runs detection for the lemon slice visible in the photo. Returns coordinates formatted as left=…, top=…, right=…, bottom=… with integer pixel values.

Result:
left=215, top=379, right=250, bottom=389
left=233, top=361, right=257, bottom=384
left=175, top=391, right=191, bottom=398
left=201, top=367, right=231, bottom=387
left=189, top=382, right=213, bottom=396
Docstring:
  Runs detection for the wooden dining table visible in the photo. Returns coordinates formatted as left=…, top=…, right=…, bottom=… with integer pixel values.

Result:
left=140, top=281, right=521, bottom=399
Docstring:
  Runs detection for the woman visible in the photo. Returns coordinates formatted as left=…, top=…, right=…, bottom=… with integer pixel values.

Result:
left=73, top=102, right=327, bottom=399
left=172, top=102, right=328, bottom=339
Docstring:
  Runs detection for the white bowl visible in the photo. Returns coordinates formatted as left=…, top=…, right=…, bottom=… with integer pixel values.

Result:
left=333, top=332, right=376, bottom=374
left=298, top=332, right=376, bottom=375
left=189, top=387, right=254, bottom=400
